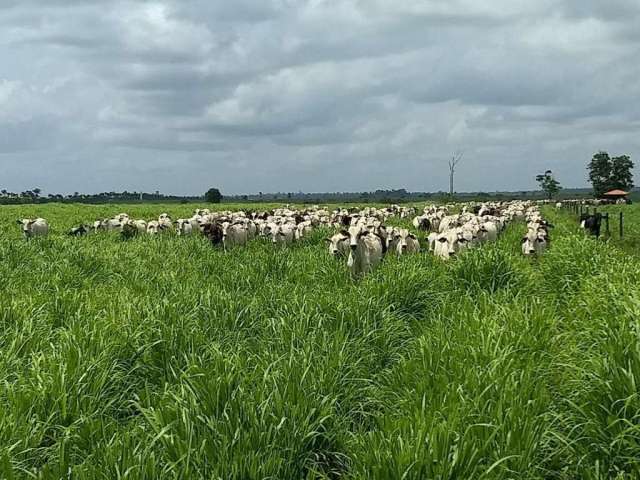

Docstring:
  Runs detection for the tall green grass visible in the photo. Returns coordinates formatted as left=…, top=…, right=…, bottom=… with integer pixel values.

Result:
left=0, top=204, right=639, bottom=478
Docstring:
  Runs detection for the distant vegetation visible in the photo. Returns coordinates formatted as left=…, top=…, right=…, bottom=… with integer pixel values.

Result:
left=2, top=186, right=635, bottom=206
left=588, top=151, right=634, bottom=197
left=204, top=187, right=223, bottom=204
left=0, top=189, right=202, bottom=205
left=535, top=170, right=562, bottom=199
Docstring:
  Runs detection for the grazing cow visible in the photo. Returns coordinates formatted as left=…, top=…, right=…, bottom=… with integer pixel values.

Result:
left=158, top=214, right=173, bottom=230
left=522, top=229, right=547, bottom=256
left=128, top=220, right=147, bottom=234
left=412, top=215, right=432, bottom=231
left=295, top=221, right=313, bottom=240
left=272, top=224, right=296, bottom=246
left=202, top=223, right=224, bottom=246
left=388, top=228, right=420, bottom=256
left=94, top=218, right=122, bottom=232
left=115, top=213, right=130, bottom=224
left=347, top=225, right=384, bottom=276
left=222, top=222, right=249, bottom=248
left=433, top=230, right=465, bottom=260
left=146, top=220, right=169, bottom=235
left=580, top=213, right=602, bottom=237
left=68, top=225, right=89, bottom=236
left=326, top=231, right=350, bottom=257
left=478, top=221, right=498, bottom=243
left=104, top=218, right=123, bottom=232
left=555, top=202, right=562, bottom=209
left=438, top=215, right=461, bottom=233
left=121, top=222, right=140, bottom=239
left=17, top=218, right=49, bottom=238
left=175, top=219, right=194, bottom=236
left=427, top=232, right=439, bottom=252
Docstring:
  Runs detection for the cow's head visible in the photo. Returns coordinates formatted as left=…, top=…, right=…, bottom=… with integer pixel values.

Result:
left=17, top=219, right=33, bottom=234
left=327, top=231, right=349, bottom=256
left=347, top=225, right=369, bottom=251
left=146, top=222, right=159, bottom=235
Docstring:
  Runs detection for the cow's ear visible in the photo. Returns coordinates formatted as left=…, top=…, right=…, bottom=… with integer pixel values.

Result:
left=324, top=238, right=332, bottom=243
left=16, top=219, right=22, bottom=225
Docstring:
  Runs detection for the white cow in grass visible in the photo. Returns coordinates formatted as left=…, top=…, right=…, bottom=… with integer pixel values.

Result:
left=522, top=228, right=548, bottom=256
left=388, top=228, right=420, bottom=256
left=326, top=231, right=350, bottom=257
left=127, top=219, right=147, bottom=234
left=347, top=225, right=384, bottom=276
left=272, top=223, right=296, bottom=246
left=18, top=218, right=49, bottom=238
left=433, top=229, right=467, bottom=260
left=175, top=219, right=195, bottom=236
left=222, top=222, right=249, bottom=248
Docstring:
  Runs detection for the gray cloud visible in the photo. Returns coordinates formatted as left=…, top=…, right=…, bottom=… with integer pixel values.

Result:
left=0, top=0, right=639, bottom=195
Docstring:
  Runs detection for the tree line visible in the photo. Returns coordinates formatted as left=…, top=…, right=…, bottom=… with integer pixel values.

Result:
left=536, top=150, right=634, bottom=200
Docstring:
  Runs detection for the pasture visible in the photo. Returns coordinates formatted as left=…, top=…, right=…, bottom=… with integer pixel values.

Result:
left=1, top=203, right=639, bottom=479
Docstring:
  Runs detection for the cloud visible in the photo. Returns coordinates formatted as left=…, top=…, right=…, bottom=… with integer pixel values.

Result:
left=0, top=0, right=639, bottom=195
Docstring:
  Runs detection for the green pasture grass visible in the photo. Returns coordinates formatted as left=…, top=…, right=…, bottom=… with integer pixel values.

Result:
left=0, top=203, right=639, bottom=478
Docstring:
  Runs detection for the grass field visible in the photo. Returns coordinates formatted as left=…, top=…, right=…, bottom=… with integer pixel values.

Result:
left=1, top=203, right=640, bottom=479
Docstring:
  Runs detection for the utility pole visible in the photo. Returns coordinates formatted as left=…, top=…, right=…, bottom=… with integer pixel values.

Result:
left=448, top=151, right=463, bottom=197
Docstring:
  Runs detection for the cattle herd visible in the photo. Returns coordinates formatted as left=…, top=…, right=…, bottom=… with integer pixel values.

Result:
left=16, top=201, right=554, bottom=276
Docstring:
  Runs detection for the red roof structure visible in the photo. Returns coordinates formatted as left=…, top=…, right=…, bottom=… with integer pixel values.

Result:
left=603, top=189, right=629, bottom=196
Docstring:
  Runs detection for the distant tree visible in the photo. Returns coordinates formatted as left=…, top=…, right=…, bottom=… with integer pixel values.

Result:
left=204, top=188, right=223, bottom=203
left=610, top=154, right=634, bottom=191
left=32, top=188, right=41, bottom=197
left=448, top=151, right=463, bottom=197
left=588, top=151, right=613, bottom=197
left=588, top=151, right=634, bottom=196
left=536, top=170, right=562, bottom=199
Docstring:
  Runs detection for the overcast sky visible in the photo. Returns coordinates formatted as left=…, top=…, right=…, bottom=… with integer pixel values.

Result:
left=1, top=1, right=639, bottom=195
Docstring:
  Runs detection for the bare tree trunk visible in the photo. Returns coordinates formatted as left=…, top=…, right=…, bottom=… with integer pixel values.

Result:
left=449, top=169, right=454, bottom=196
left=448, top=152, right=463, bottom=198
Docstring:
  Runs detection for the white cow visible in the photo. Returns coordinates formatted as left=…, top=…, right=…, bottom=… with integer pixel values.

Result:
left=115, top=213, right=130, bottom=224
left=478, top=221, right=498, bottom=243
left=147, top=220, right=170, bottom=235
left=347, top=225, right=384, bottom=276
left=175, top=219, right=194, bottom=236
left=272, top=224, right=296, bottom=246
left=96, top=218, right=123, bottom=232
left=388, top=228, right=420, bottom=256
left=222, top=222, right=249, bottom=248
left=158, top=214, right=173, bottom=231
left=326, top=231, right=350, bottom=257
left=295, top=221, right=314, bottom=240
left=522, top=228, right=547, bottom=256
left=127, top=219, right=147, bottom=234
left=433, top=229, right=465, bottom=260
left=18, top=218, right=49, bottom=238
